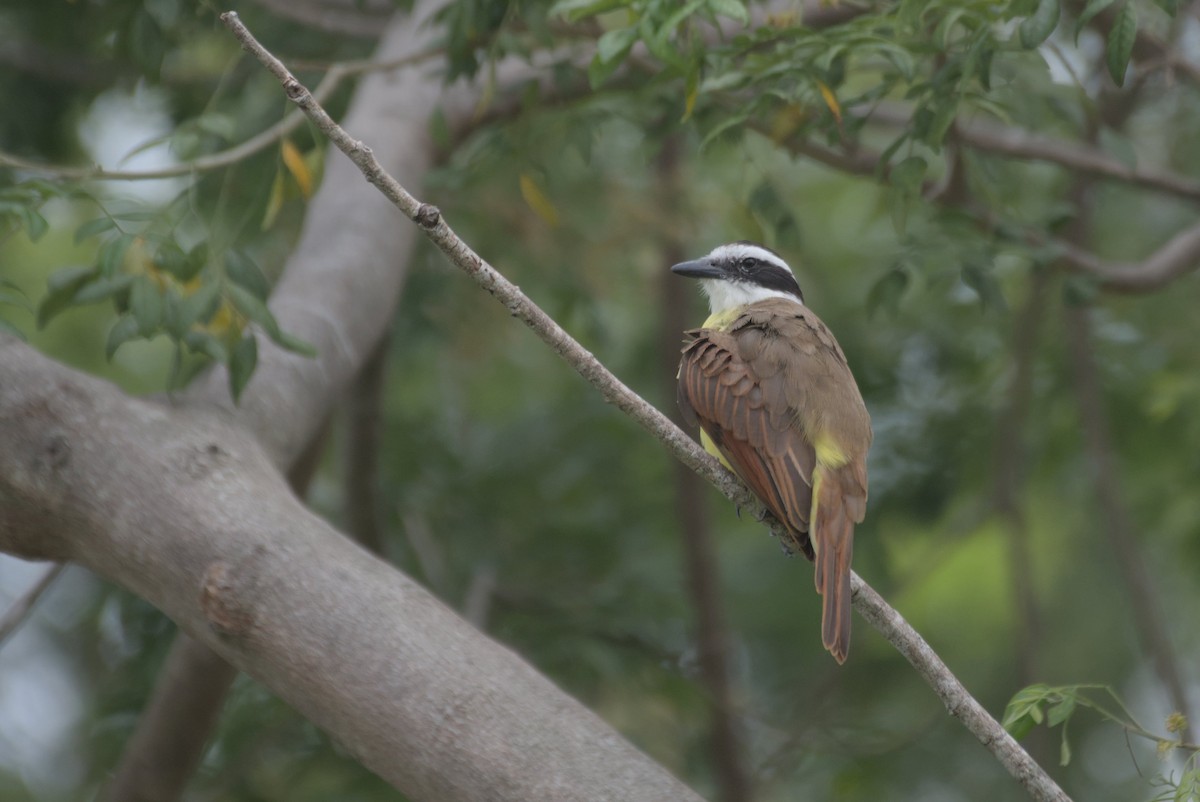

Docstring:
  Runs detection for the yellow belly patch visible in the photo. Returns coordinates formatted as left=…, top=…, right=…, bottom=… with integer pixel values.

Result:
left=700, top=429, right=733, bottom=471
left=813, top=432, right=848, bottom=468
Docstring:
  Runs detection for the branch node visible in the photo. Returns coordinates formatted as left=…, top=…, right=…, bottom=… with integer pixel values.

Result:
left=200, top=557, right=259, bottom=637
left=415, top=203, right=441, bottom=228
left=284, top=79, right=308, bottom=103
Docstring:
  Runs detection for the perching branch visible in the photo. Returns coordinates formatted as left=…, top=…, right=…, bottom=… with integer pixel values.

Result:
left=0, top=562, right=65, bottom=648
left=220, top=11, right=1071, bottom=801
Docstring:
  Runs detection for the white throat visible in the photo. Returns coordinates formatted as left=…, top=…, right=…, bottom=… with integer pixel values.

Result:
left=701, top=279, right=803, bottom=316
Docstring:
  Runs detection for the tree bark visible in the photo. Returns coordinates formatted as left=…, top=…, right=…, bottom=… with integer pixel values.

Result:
left=0, top=337, right=703, bottom=802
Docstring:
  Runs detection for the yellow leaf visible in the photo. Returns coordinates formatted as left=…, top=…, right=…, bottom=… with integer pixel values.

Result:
left=281, top=139, right=313, bottom=198
left=205, top=298, right=243, bottom=340
left=519, top=174, right=560, bottom=227
left=262, top=170, right=286, bottom=231
left=682, top=78, right=698, bottom=122
left=769, top=104, right=807, bottom=143
left=816, top=80, right=842, bottom=124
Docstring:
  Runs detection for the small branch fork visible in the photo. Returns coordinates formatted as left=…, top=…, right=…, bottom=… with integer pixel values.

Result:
left=221, top=10, right=1072, bottom=802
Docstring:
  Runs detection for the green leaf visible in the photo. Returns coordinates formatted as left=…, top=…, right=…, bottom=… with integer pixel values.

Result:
left=889, top=156, right=928, bottom=194
left=589, top=27, right=639, bottom=87
left=1106, top=2, right=1137, bottom=86
left=229, top=333, right=258, bottom=402
left=1002, top=683, right=1053, bottom=738
left=105, top=315, right=141, bottom=359
left=227, top=284, right=282, bottom=339
left=98, top=234, right=136, bottom=278
left=1047, top=695, right=1076, bottom=726
left=182, top=242, right=209, bottom=283
left=72, top=274, right=134, bottom=304
left=47, top=264, right=95, bottom=292
left=867, top=267, right=910, bottom=318
left=162, top=286, right=186, bottom=339
left=275, top=330, right=318, bottom=358
left=1074, top=0, right=1117, bottom=43
left=1059, top=730, right=1072, bottom=766
left=0, top=289, right=30, bottom=310
left=0, top=317, right=26, bottom=341
left=707, top=0, right=748, bottom=24
left=184, top=330, right=228, bottom=363
left=130, top=276, right=164, bottom=335
left=547, top=0, right=624, bottom=22
left=20, top=206, right=49, bottom=242
left=38, top=266, right=97, bottom=328
left=888, top=188, right=911, bottom=237
left=962, top=260, right=1007, bottom=311
left=179, top=281, right=222, bottom=329
left=698, top=113, right=749, bottom=150
left=153, top=241, right=188, bottom=280
left=74, top=216, right=117, bottom=244
left=224, top=250, right=270, bottom=300
left=1019, top=0, right=1060, bottom=48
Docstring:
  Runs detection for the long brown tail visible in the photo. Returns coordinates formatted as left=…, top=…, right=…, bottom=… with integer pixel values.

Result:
left=812, top=465, right=859, bottom=664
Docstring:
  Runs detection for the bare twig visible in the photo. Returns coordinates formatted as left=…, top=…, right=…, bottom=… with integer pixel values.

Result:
left=221, top=12, right=1071, bottom=800
left=0, top=562, right=65, bottom=648
left=0, top=47, right=440, bottom=182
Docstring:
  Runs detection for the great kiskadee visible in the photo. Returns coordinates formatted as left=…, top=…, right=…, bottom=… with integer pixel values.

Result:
left=672, top=241, right=871, bottom=663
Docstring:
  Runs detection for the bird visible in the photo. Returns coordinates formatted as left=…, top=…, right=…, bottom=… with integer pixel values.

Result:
left=672, top=241, right=872, bottom=663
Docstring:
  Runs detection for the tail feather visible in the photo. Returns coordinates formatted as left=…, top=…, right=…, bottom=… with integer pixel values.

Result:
left=812, top=466, right=857, bottom=664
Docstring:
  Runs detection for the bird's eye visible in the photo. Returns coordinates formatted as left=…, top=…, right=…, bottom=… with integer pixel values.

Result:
left=740, top=257, right=758, bottom=270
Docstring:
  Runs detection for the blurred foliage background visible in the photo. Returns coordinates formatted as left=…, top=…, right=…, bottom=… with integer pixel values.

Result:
left=1, top=0, right=1199, bottom=801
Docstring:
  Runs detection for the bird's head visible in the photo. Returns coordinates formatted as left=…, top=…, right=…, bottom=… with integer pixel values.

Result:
left=671, top=241, right=804, bottom=316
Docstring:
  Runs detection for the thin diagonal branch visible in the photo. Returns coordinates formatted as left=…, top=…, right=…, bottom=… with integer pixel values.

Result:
left=0, top=562, right=65, bottom=648
left=221, top=11, right=1071, bottom=800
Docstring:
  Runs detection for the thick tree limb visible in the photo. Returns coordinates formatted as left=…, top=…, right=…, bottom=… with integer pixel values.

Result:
left=101, top=421, right=332, bottom=802
left=103, top=7, right=452, bottom=798
left=0, top=337, right=703, bottom=802
left=220, top=12, right=1072, bottom=801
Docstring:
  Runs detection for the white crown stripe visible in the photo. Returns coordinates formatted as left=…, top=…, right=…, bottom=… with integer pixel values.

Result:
left=708, top=243, right=793, bottom=274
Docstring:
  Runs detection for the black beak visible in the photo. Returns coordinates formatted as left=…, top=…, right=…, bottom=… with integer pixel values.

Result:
left=670, top=259, right=725, bottom=279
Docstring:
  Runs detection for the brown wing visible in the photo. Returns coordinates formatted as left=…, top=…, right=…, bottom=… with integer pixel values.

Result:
left=677, top=318, right=819, bottom=558
left=678, top=299, right=871, bottom=662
